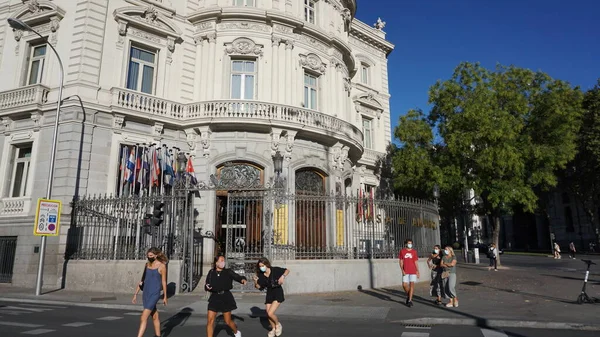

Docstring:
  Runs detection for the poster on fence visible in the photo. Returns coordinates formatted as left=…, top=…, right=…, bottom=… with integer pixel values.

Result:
left=274, top=205, right=288, bottom=245
left=336, top=209, right=344, bottom=246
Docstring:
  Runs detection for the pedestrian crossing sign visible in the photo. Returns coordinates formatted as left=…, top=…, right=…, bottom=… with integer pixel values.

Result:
left=33, top=198, right=62, bottom=236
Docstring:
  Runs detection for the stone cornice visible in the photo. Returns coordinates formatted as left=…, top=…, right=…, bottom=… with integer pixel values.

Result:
left=350, top=20, right=394, bottom=56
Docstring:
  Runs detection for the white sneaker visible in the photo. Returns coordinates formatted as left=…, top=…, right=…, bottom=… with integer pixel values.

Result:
left=234, top=331, right=242, bottom=337
left=268, top=329, right=276, bottom=337
left=275, top=322, right=283, bottom=336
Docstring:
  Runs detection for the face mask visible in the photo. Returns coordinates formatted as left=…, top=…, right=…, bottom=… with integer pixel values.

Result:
left=259, top=266, right=267, bottom=272
left=434, top=249, right=439, bottom=254
left=444, top=250, right=450, bottom=255
left=148, top=257, right=155, bottom=263
left=216, top=261, right=225, bottom=269
left=407, top=243, right=413, bottom=249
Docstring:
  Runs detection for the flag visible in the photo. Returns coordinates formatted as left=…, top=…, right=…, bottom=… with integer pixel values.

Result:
left=186, top=156, right=197, bottom=185
left=124, top=148, right=135, bottom=183
left=151, top=148, right=160, bottom=186
left=164, top=151, right=175, bottom=186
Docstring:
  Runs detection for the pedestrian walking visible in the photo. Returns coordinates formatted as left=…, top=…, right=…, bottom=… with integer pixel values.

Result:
left=253, top=257, right=290, bottom=337
left=426, top=245, right=443, bottom=305
left=205, top=255, right=248, bottom=337
left=554, top=242, right=562, bottom=259
left=399, top=239, right=420, bottom=307
left=440, top=246, right=459, bottom=308
left=488, top=243, right=498, bottom=271
left=132, top=247, right=168, bottom=337
left=569, top=242, right=576, bottom=259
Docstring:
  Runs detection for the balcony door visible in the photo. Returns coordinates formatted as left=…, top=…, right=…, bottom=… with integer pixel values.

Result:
left=295, top=169, right=327, bottom=258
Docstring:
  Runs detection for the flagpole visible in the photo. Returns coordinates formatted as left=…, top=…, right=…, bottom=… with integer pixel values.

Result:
left=132, top=144, right=139, bottom=197
left=119, top=146, right=127, bottom=197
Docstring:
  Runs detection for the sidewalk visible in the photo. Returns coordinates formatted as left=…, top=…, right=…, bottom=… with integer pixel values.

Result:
left=1, top=262, right=600, bottom=330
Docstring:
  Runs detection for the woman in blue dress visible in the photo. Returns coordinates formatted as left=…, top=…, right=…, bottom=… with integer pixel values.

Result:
left=132, top=247, right=168, bottom=337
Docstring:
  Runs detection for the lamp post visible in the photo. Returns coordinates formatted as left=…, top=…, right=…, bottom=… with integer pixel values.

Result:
left=272, top=151, right=284, bottom=188
left=9, top=18, right=65, bottom=296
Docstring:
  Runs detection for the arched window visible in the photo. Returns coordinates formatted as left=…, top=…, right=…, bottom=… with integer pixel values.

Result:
left=295, top=169, right=327, bottom=257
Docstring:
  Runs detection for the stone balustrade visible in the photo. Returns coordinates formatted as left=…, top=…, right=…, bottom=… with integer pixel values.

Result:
left=0, top=84, right=49, bottom=112
left=111, top=87, right=364, bottom=151
left=0, top=197, right=32, bottom=217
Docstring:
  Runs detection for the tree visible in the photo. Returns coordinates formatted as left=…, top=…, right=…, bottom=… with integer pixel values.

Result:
left=427, top=62, right=584, bottom=265
left=564, top=80, right=600, bottom=247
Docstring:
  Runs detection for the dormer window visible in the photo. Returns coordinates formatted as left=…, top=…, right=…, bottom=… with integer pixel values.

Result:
left=234, top=0, right=255, bottom=6
left=304, top=0, right=316, bottom=24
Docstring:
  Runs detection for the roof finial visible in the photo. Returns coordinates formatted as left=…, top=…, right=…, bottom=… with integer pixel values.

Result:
left=374, top=17, right=386, bottom=31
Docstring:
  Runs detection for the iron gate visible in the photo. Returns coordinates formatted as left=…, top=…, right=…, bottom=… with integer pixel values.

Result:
left=0, top=236, right=17, bottom=283
left=225, top=190, right=272, bottom=292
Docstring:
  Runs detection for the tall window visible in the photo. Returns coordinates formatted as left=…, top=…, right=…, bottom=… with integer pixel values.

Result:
left=362, top=117, right=373, bottom=149
left=126, top=46, right=157, bottom=94
left=231, top=60, right=256, bottom=99
left=304, top=72, right=318, bottom=110
left=234, top=0, right=255, bottom=6
left=27, top=44, right=47, bottom=85
left=304, top=0, right=316, bottom=24
left=7, top=144, right=32, bottom=198
left=360, top=63, right=370, bottom=85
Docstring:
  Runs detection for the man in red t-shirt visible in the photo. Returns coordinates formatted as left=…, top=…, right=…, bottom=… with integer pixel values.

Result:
left=399, top=239, right=420, bottom=307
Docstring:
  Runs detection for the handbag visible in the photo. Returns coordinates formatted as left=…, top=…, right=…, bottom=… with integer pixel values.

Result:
left=139, top=265, right=147, bottom=291
left=441, top=270, right=450, bottom=279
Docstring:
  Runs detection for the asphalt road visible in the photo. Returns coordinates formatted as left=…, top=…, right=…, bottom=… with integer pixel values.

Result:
left=1, top=301, right=599, bottom=337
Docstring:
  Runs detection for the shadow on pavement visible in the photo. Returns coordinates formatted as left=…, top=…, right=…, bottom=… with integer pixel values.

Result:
left=249, top=306, right=271, bottom=330
left=540, top=273, right=600, bottom=285
left=358, top=287, right=531, bottom=337
left=214, top=314, right=245, bottom=336
left=161, top=307, right=193, bottom=337
left=358, top=289, right=404, bottom=305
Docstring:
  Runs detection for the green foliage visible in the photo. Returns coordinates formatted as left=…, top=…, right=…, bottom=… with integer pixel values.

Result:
left=427, top=62, right=583, bottom=213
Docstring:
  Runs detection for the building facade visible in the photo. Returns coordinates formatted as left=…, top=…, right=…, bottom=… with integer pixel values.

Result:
left=0, top=0, right=414, bottom=290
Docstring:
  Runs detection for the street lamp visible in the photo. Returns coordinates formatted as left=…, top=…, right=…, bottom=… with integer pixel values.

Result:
left=272, top=151, right=283, bottom=175
left=433, top=184, right=440, bottom=202
left=177, top=152, right=187, bottom=175
left=9, top=18, right=65, bottom=296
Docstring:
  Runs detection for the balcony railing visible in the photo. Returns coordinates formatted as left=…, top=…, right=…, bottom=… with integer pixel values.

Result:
left=111, top=88, right=364, bottom=149
left=361, top=149, right=385, bottom=162
left=0, top=197, right=32, bottom=217
left=0, top=84, right=49, bottom=112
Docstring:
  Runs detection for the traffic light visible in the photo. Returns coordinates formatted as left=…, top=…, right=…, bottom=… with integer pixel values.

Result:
left=151, top=201, right=164, bottom=226
left=143, top=213, right=152, bottom=235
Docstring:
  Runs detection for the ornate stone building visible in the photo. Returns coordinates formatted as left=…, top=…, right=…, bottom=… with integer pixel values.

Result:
left=0, top=0, right=396, bottom=289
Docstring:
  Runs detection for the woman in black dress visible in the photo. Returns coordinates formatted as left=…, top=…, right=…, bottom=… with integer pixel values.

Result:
left=252, top=257, right=290, bottom=337
left=205, top=255, right=247, bottom=337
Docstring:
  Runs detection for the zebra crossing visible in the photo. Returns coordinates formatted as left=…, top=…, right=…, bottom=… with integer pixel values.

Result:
left=0, top=302, right=129, bottom=335
left=400, top=326, right=510, bottom=337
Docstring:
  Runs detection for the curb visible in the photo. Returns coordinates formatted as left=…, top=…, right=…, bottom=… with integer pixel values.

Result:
left=390, top=318, right=600, bottom=331
left=0, top=297, right=142, bottom=311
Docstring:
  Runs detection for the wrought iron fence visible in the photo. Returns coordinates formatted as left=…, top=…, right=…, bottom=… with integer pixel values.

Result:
left=67, top=194, right=192, bottom=261
left=224, top=190, right=440, bottom=261
left=0, top=236, right=17, bottom=283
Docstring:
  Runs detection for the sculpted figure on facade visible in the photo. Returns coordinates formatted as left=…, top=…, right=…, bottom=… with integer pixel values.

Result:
left=225, top=37, right=263, bottom=56
left=199, top=128, right=212, bottom=158
left=299, top=53, right=327, bottom=74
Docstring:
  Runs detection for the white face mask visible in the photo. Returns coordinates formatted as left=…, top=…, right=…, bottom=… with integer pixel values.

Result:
left=444, top=250, right=450, bottom=255
left=216, top=261, right=225, bottom=269
left=434, top=249, right=439, bottom=254
left=407, top=243, right=413, bottom=249
left=259, top=266, right=267, bottom=272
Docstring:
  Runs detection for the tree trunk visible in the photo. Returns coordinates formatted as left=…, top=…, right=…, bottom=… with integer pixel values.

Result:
left=493, top=216, right=501, bottom=266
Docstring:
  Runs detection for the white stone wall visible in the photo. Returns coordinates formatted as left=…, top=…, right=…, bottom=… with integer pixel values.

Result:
left=0, top=0, right=395, bottom=288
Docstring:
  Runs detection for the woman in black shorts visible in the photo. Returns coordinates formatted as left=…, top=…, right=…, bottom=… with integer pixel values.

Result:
left=253, top=257, right=290, bottom=337
left=205, top=255, right=247, bottom=337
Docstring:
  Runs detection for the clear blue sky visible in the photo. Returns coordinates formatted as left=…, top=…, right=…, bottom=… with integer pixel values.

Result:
left=355, top=0, right=599, bottom=134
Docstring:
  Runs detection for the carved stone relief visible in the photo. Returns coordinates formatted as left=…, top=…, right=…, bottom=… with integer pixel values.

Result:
left=225, top=37, right=264, bottom=57
left=284, top=131, right=296, bottom=161
left=1, top=117, right=13, bottom=135
left=198, top=126, right=212, bottom=158
left=219, top=22, right=270, bottom=33
left=30, top=112, right=42, bottom=131
left=113, top=114, right=125, bottom=133
left=271, top=129, right=282, bottom=156
left=152, top=122, right=164, bottom=139
left=184, top=128, right=198, bottom=153
left=299, top=53, right=327, bottom=75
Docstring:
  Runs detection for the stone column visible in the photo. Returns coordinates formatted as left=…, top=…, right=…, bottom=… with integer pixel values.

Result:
left=285, top=40, right=294, bottom=105
left=328, top=59, right=337, bottom=116
left=278, top=41, right=285, bottom=103
left=207, top=32, right=217, bottom=100
left=199, top=38, right=210, bottom=101
left=271, top=37, right=281, bottom=103
left=193, top=36, right=204, bottom=100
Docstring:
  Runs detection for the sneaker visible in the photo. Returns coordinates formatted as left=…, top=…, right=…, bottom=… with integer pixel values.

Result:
left=275, top=323, right=283, bottom=336
left=453, top=301, right=459, bottom=307
left=268, top=329, right=276, bottom=337
left=445, top=302, right=454, bottom=307
left=494, top=269, right=498, bottom=271
left=234, top=331, right=242, bottom=337
left=408, top=301, right=414, bottom=307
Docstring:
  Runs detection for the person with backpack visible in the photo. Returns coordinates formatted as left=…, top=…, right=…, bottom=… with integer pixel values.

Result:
left=132, top=247, right=168, bottom=337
